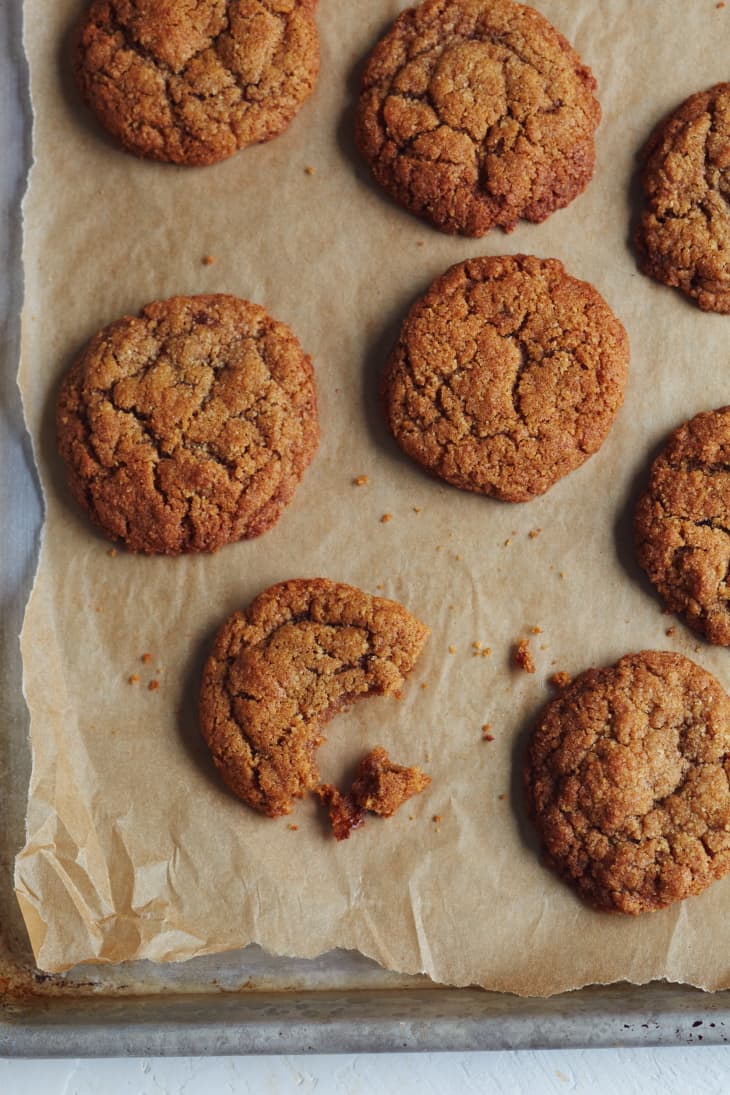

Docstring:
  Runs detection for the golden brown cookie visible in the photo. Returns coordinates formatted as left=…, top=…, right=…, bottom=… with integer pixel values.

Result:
left=635, top=408, right=730, bottom=645
left=56, top=294, right=318, bottom=555
left=75, top=0, right=319, bottom=165
left=355, top=0, right=600, bottom=236
left=636, top=84, right=730, bottom=312
left=199, top=579, right=429, bottom=817
left=382, top=255, right=629, bottom=502
left=525, top=651, right=730, bottom=915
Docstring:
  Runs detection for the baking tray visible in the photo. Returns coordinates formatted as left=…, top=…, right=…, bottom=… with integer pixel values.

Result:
left=4, top=0, right=730, bottom=1057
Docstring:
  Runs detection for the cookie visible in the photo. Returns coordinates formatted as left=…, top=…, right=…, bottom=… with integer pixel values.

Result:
left=199, top=579, right=429, bottom=817
left=355, top=0, right=600, bottom=236
left=75, top=0, right=319, bottom=165
left=383, top=255, right=629, bottom=502
left=56, top=294, right=318, bottom=555
left=636, top=84, right=730, bottom=312
left=525, top=651, right=730, bottom=915
left=635, top=407, right=730, bottom=645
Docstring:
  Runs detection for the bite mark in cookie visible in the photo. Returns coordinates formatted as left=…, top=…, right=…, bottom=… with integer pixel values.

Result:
left=200, top=580, right=429, bottom=817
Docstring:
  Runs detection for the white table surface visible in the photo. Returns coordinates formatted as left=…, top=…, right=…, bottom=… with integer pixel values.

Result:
left=1, top=1048, right=730, bottom=1093
left=5, top=3, right=730, bottom=1089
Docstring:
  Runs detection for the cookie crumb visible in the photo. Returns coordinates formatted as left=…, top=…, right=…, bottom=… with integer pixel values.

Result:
left=202, top=255, right=216, bottom=266
left=666, top=626, right=676, bottom=637
left=141, top=652, right=153, bottom=664
left=498, top=793, right=506, bottom=801
left=304, top=165, right=315, bottom=175
left=514, top=639, right=536, bottom=674
left=380, top=513, right=392, bottom=523
left=352, top=474, right=369, bottom=486
left=148, top=679, right=159, bottom=691
left=529, top=528, right=542, bottom=539
left=287, top=824, right=298, bottom=831
left=107, top=548, right=117, bottom=557
left=482, top=724, right=494, bottom=742
left=128, top=674, right=139, bottom=685
left=504, top=538, right=513, bottom=547
left=454, top=553, right=462, bottom=561
left=549, top=671, right=572, bottom=690
left=531, top=626, right=543, bottom=635
left=433, top=814, right=442, bottom=823
left=413, top=506, right=421, bottom=513
left=416, top=241, right=425, bottom=248
left=448, top=644, right=456, bottom=654
left=420, top=682, right=428, bottom=690
left=717, top=2, right=725, bottom=9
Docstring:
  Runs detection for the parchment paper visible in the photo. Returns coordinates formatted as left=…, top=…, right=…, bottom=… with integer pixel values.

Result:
left=15, top=0, right=730, bottom=994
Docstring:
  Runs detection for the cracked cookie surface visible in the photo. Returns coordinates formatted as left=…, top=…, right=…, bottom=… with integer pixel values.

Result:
left=383, top=255, right=629, bottom=502
left=199, top=579, right=429, bottom=817
left=637, top=84, right=730, bottom=312
left=635, top=408, right=730, bottom=645
left=56, top=294, right=318, bottom=554
left=525, top=650, right=730, bottom=915
left=75, top=0, right=319, bottom=165
left=355, top=0, right=600, bottom=236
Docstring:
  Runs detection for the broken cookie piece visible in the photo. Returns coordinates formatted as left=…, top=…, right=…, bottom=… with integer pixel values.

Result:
left=315, top=784, right=365, bottom=841
left=351, top=746, right=431, bottom=818
left=316, top=747, right=431, bottom=840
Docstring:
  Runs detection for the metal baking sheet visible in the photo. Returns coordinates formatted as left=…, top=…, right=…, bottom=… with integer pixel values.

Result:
left=4, top=0, right=730, bottom=1056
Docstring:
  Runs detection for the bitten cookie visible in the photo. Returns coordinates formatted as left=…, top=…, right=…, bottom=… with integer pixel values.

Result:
left=199, top=579, right=429, bottom=817
left=636, top=83, right=730, bottom=312
left=383, top=255, right=629, bottom=501
left=75, top=0, right=319, bottom=165
left=356, top=0, right=600, bottom=236
left=56, top=294, right=318, bottom=554
left=635, top=407, right=730, bottom=645
left=525, top=651, right=730, bottom=915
